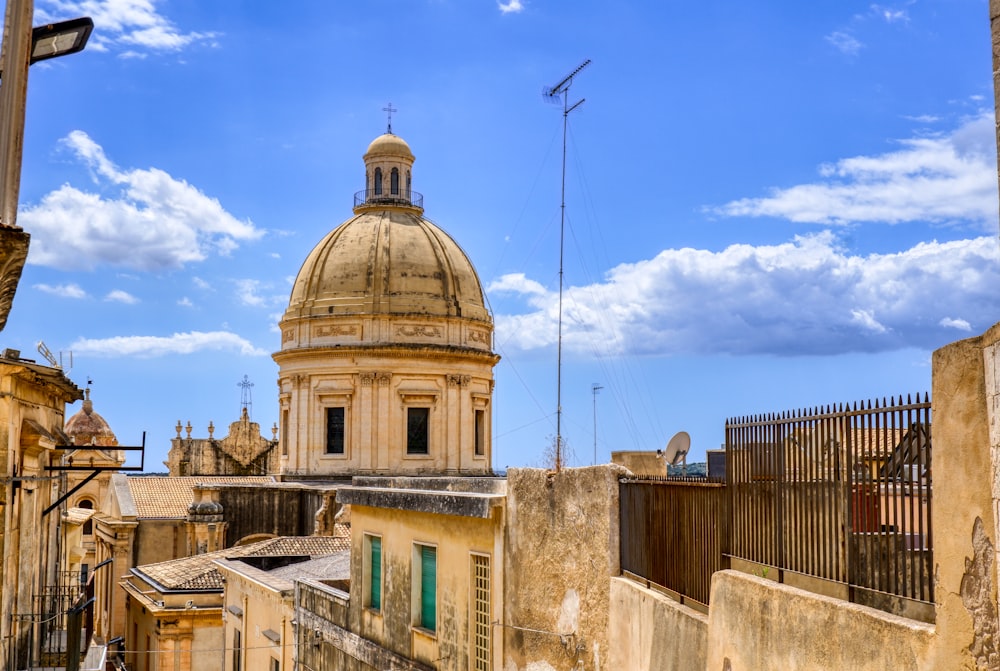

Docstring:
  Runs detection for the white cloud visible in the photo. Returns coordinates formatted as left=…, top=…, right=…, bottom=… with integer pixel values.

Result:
left=177, top=297, right=193, bottom=307
left=36, top=0, right=218, bottom=55
left=192, top=277, right=212, bottom=291
left=714, top=112, right=998, bottom=227
left=105, top=289, right=139, bottom=304
left=21, top=131, right=261, bottom=271
left=234, top=278, right=284, bottom=308
left=870, top=4, right=907, bottom=23
left=34, top=283, right=88, bottom=299
left=492, top=232, right=1000, bottom=357
left=235, top=279, right=266, bottom=307
left=826, top=31, right=863, bottom=56
left=939, top=317, right=972, bottom=332
left=902, top=114, right=940, bottom=124
left=69, top=331, right=268, bottom=357
left=498, top=0, right=524, bottom=13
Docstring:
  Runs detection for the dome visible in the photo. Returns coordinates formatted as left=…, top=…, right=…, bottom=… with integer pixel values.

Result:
left=285, top=210, right=489, bottom=321
left=65, top=389, right=118, bottom=447
left=282, top=131, right=490, bottom=326
left=365, top=133, right=414, bottom=160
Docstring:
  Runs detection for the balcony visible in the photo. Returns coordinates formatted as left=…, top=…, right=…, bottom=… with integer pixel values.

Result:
left=354, top=189, right=424, bottom=210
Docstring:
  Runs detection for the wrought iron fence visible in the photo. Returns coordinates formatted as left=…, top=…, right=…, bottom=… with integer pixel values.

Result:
left=726, top=393, right=933, bottom=612
left=619, top=476, right=728, bottom=608
left=353, top=188, right=424, bottom=209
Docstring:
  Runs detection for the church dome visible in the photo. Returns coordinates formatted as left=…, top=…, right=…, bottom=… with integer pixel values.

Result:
left=282, top=132, right=490, bottom=325
left=365, top=133, right=413, bottom=160
left=65, top=389, right=118, bottom=447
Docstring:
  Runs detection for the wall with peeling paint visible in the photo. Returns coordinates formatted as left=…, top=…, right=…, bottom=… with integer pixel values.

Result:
left=503, top=466, right=627, bottom=671
left=930, top=321, right=1000, bottom=668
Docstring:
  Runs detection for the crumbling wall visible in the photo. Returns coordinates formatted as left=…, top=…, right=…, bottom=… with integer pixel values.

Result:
left=930, top=321, right=1000, bottom=668
left=503, top=465, right=626, bottom=671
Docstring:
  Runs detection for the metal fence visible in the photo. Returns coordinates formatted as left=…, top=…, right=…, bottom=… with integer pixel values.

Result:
left=619, top=476, right=728, bottom=608
left=726, top=394, right=933, bottom=612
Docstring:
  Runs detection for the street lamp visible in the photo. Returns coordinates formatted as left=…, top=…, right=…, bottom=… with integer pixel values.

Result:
left=0, top=0, right=92, bottom=331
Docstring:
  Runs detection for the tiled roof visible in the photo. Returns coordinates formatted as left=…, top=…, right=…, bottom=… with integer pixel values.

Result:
left=136, top=536, right=350, bottom=591
left=127, top=476, right=275, bottom=519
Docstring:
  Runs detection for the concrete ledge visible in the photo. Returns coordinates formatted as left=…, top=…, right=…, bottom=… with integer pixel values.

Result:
left=608, top=576, right=708, bottom=671
left=707, top=570, right=935, bottom=671
left=336, top=486, right=503, bottom=519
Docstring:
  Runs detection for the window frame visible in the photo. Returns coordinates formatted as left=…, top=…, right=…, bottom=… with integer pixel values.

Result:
left=412, top=543, right=437, bottom=634
left=364, top=533, right=383, bottom=613
left=406, top=407, right=430, bottom=455
left=325, top=406, right=346, bottom=455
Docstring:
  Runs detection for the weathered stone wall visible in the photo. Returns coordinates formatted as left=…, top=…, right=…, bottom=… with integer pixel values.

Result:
left=706, top=571, right=935, bottom=671
left=930, top=321, right=1000, bottom=668
left=503, top=465, right=626, bottom=671
left=218, top=484, right=326, bottom=545
left=608, top=577, right=708, bottom=671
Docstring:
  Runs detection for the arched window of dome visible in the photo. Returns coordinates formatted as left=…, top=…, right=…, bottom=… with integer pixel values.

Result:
left=79, top=499, right=94, bottom=535
left=374, top=168, right=383, bottom=195
left=391, top=168, right=400, bottom=195
left=406, top=171, right=411, bottom=198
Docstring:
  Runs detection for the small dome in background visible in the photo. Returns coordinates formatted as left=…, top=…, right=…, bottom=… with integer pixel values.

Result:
left=65, top=388, right=118, bottom=447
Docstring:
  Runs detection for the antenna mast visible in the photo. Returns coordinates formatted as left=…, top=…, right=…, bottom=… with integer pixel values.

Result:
left=238, top=375, right=254, bottom=420
left=592, top=382, right=603, bottom=465
left=544, top=59, right=591, bottom=471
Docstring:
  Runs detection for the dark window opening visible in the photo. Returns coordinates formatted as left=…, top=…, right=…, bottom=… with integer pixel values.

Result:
left=326, top=407, right=345, bottom=454
left=374, top=168, right=383, bottom=195
left=391, top=167, right=400, bottom=195
left=407, top=407, right=429, bottom=454
left=475, top=409, right=486, bottom=456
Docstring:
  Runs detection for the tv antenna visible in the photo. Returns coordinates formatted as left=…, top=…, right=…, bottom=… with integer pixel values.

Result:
left=238, top=375, right=254, bottom=420
left=591, top=382, right=603, bottom=465
left=543, top=59, right=591, bottom=471
left=36, top=341, right=59, bottom=367
left=665, top=431, right=691, bottom=476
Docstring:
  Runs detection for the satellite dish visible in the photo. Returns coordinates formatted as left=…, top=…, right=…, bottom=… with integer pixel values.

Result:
left=665, top=431, right=691, bottom=473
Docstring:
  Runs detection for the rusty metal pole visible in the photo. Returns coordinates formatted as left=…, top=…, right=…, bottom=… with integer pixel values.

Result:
left=0, top=0, right=34, bottom=332
left=0, top=0, right=34, bottom=229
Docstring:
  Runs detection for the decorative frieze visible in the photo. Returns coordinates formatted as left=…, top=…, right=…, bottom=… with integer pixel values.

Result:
left=468, top=329, right=490, bottom=345
left=397, top=324, right=442, bottom=338
left=313, top=324, right=359, bottom=338
left=282, top=328, right=295, bottom=343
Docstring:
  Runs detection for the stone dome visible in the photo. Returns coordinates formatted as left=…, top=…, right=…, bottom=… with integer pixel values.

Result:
left=285, top=211, right=489, bottom=322
left=65, top=389, right=118, bottom=447
left=364, top=132, right=414, bottom=160
left=282, top=131, right=491, bottom=328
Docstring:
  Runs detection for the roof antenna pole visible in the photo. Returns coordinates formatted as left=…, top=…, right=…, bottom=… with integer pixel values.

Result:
left=544, top=59, right=590, bottom=471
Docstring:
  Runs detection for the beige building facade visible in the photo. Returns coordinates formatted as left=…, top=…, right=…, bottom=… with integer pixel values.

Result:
left=0, top=350, right=83, bottom=668
left=274, top=132, right=499, bottom=479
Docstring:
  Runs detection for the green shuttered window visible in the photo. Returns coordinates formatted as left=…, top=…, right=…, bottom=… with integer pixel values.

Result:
left=419, top=545, right=437, bottom=631
left=370, top=536, right=382, bottom=611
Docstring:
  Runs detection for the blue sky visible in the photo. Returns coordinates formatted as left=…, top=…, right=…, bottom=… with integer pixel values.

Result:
left=4, top=0, right=998, bottom=471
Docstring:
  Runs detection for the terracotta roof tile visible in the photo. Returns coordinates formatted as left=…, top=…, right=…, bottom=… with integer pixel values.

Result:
left=127, top=476, right=274, bottom=519
left=137, top=536, right=350, bottom=591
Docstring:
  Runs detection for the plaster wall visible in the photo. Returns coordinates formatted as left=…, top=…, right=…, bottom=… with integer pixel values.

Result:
left=218, top=563, right=294, bottom=671
left=503, top=466, right=626, bottom=671
left=607, top=577, right=707, bottom=671
left=930, top=321, right=1000, bottom=668
left=706, top=570, right=935, bottom=671
left=347, top=502, right=502, bottom=670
